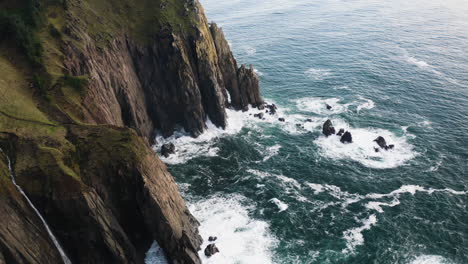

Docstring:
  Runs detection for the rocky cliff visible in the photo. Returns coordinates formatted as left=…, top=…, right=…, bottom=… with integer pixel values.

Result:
left=0, top=0, right=262, bottom=263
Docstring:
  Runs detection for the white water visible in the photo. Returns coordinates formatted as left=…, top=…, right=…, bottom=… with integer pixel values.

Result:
left=145, top=241, right=169, bottom=264
left=189, top=195, right=277, bottom=264
left=409, top=255, right=453, bottom=264
left=0, top=148, right=72, bottom=264
left=313, top=119, right=417, bottom=169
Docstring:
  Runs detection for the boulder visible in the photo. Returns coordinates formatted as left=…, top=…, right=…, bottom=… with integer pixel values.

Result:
left=337, top=128, right=345, bottom=136
left=386, top=144, right=395, bottom=150
left=253, top=113, right=264, bottom=119
left=204, top=244, right=219, bottom=257
left=306, top=118, right=312, bottom=122
left=374, top=136, right=387, bottom=149
left=326, top=104, right=332, bottom=110
left=340, top=131, right=352, bottom=143
left=161, top=143, right=175, bottom=157
left=265, top=104, right=277, bottom=115
left=208, top=236, right=217, bottom=242
left=322, top=119, right=336, bottom=137
left=278, top=117, right=285, bottom=122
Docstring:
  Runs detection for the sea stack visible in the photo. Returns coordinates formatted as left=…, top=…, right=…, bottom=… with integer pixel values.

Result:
left=323, top=119, right=336, bottom=137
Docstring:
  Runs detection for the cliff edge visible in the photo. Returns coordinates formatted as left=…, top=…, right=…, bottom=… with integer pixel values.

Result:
left=0, top=0, right=262, bottom=263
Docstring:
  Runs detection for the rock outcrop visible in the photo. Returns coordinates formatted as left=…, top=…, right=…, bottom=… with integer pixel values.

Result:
left=340, top=131, right=353, bottom=143
left=204, top=244, right=219, bottom=257
left=322, top=119, right=336, bottom=137
left=0, top=0, right=265, bottom=263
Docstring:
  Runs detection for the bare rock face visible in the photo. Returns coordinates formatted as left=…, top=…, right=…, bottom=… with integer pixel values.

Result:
left=209, top=23, right=264, bottom=111
left=0, top=127, right=203, bottom=264
left=322, top=119, right=336, bottom=137
left=64, top=21, right=263, bottom=142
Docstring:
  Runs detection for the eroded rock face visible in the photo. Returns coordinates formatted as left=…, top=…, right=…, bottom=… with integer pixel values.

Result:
left=0, top=127, right=203, bottom=264
left=64, top=20, right=263, bottom=142
left=322, top=119, right=336, bottom=137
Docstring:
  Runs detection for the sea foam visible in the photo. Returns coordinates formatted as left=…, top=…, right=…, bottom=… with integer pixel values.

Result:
left=313, top=119, right=417, bottom=169
left=304, top=68, right=332, bottom=80
left=189, top=195, right=276, bottom=264
left=342, top=214, right=378, bottom=254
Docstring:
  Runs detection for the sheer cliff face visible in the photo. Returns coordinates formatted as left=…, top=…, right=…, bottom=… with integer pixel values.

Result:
left=0, top=0, right=262, bottom=263
left=62, top=1, right=263, bottom=140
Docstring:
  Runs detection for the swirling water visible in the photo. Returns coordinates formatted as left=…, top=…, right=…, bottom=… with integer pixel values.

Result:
left=149, top=0, right=468, bottom=263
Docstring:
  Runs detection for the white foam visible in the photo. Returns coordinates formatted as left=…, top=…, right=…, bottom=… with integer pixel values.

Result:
left=189, top=195, right=276, bottom=264
left=304, top=68, right=332, bottom=80
left=269, top=198, right=289, bottom=212
left=246, top=47, right=256, bottom=56
left=409, top=255, right=453, bottom=264
left=314, top=119, right=417, bottom=169
left=262, top=144, right=281, bottom=162
left=342, top=214, right=377, bottom=254
left=154, top=108, right=248, bottom=164
left=306, top=182, right=467, bottom=214
left=254, top=68, right=264, bottom=76
left=356, top=97, right=375, bottom=113
left=145, top=241, right=169, bottom=264
left=295, top=97, right=348, bottom=115
left=406, top=56, right=430, bottom=68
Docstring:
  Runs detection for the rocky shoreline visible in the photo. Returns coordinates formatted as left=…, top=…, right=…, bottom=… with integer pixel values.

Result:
left=0, top=0, right=263, bottom=263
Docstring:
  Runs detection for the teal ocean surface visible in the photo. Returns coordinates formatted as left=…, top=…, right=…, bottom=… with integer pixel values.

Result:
left=147, top=0, right=468, bottom=263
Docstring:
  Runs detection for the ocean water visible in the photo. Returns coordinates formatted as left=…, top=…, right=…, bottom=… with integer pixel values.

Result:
left=148, top=0, right=468, bottom=263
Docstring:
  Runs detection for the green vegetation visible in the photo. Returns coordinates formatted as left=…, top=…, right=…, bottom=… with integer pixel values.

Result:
left=61, top=74, right=89, bottom=94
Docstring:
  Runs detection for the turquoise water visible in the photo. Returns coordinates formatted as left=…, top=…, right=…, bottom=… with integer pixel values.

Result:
left=152, top=0, right=468, bottom=263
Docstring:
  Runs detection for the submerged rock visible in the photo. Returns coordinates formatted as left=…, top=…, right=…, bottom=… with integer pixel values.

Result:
left=386, top=144, right=395, bottom=150
left=161, top=143, right=175, bottom=157
left=337, top=128, right=345, bottom=136
left=204, top=244, right=219, bottom=257
left=340, top=131, right=352, bottom=143
left=322, top=119, right=336, bottom=137
left=306, top=118, right=312, bottom=122
left=278, top=117, right=285, bottom=122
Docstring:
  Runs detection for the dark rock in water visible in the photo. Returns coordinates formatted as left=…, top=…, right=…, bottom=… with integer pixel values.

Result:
left=204, top=244, right=219, bottom=257
left=326, top=104, right=332, bottom=110
left=340, top=131, right=352, bottom=143
left=337, top=128, right=345, bottom=136
left=258, top=103, right=265, bottom=110
left=253, top=113, right=264, bottom=119
left=306, top=118, right=312, bottom=122
left=374, top=147, right=380, bottom=153
left=278, top=117, right=285, bottom=122
left=265, top=103, right=277, bottom=115
left=374, top=136, right=387, bottom=149
left=387, top=144, right=395, bottom=149
left=322, top=119, right=336, bottom=137
left=296, top=123, right=302, bottom=127
left=161, top=143, right=175, bottom=157
left=208, top=236, right=217, bottom=242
